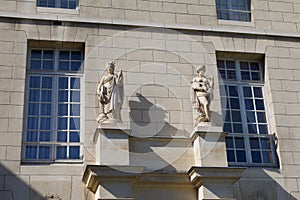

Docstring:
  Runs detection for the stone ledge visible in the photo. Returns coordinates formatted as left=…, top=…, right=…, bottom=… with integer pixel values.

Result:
left=1, top=11, right=300, bottom=39
left=83, top=165, right=145, bottom=193
left=188, top=166, right=245, bottom=188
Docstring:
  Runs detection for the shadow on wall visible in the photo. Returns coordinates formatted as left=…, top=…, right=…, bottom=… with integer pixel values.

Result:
left=233, top=168, right=298, bottom=200
left=0, top=163, right=44, bottom=200
left=128, top=93, right=191, bottom=172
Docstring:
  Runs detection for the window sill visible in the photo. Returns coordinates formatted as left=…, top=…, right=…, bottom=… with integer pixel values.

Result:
left=218, top=19, right=255, bottom=27
left=20, top=163, right=84, bottom=175
left=37, top=7, right=79, bottom=15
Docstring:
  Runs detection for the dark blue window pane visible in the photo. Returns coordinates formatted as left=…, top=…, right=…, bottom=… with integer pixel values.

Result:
left=39, top=131, right=50, bottom=141
left=251, top=72, right=260, bottom=80
left=255, top=99, right=265, bottom=110
left=58, top=104, right=68, bottom=116
left=70, top=132, right=80, bottom=142
left=241, top=71, right=250, bottom=80
left=40, top=117, right=51, bottom=130
left=69, top=146, right=80, bottom=159
left=60, top=0, right=68, bottom=8
left=41, top=90, right=52, bottom=102
left=224, top=123, right=232, bottom=133
left=227, top=70, right=236, bottom=79
left=27, top=117, right=39, bottom=129
left=245, top=99, right=254, bottom=110
left=58, top=117, right=68, bottom=130
left=29, top=90, right=40, bottom=102
left=40, top=104, right=51, bottom=116
left=43, top=50, right=54, bottom=59
left=70, top=118, right=80, bottom=130
left=71, top=62, right=81, bottom=71
left=26, top=131, right=38, bottom=142
left=230, top=98, right=240, bottom=109
left=57, top=132, right=67, bottom=142
left=253, top=87, right=263, bottom=98
left=71, top=51, right=81, bottom=60
left=43, top=60, right=53, bottom=70
left=56, top=146, right=67, bottom=159
left=29, top=76, right=40, bottom=88
left=261, top=138, right=271, bottom=149
left=42, top=77, right=52, bottom=89
left=231, top=111, right=241, bottom=122
left=233, top=123, right=243, bottom=133
left=58, top=91, right=68, bottom=102
left=70, top=91, right=80, bottom=102
left=69, top=0, right=77, bottom=9
left=30, top=60, right=41, bottom=70
left=59, top=61, right=69, bottom=71
left=250, top=138, right=260, bottom=149
left=59, top=51, right=70, bottom=60
left=262, top=151, right=272, bottom=163
left=259, top=125, right=268, bottom=134
left=235, top=137, right=244, bottom=148
left=224, top=110, right=231, bottom=121
left=243, top=87, right=252, bottom=97
left=59, top=78, right=68, bottom=89
left=251, top=62, right=259, bottom=70
left=240, top=62, right=249, bottom=70
left=226, top=137, right=234, bottom=148
left=26, top=146, right=37, bottom=159
left=28, top=103, right=39, bottom=115
left=229, top=86, right=238, bottom=96
left=227, top=150, right=235, bottom=162
left=246, top=111, right=255, bottom=123
left=39, top=146, right=50, bottom=159
left=251, top=151, right=262, bottom=163
left=31, top=50, right=42, bottom=59
left=70, top=104, right=80, bottom=116
left=236, top=150, right=246, bottom=162
left=48, top=0, right=55, bottom=7
left=226, top=61, right=235, bottom=69
left=248, top=124, right=257, bottom=134
left=38, top=0, right=47, bottom=7
left=70, top=78, right=80, bottom=89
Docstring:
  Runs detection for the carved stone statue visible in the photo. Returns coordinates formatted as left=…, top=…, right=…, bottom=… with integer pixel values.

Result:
left=190, top=65, right=214, bottom=126
left=96, top=62, right=124, bottom=123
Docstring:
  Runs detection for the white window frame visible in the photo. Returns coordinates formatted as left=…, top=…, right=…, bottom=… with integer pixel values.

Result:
left=218, top=58, right=278, bottom=167
left=22, top=48, right=84, bottom=163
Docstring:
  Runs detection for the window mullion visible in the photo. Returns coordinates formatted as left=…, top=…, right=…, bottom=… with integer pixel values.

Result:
left=236, top=60, right=252, bottom=165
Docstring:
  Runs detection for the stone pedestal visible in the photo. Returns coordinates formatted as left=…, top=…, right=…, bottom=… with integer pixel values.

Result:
left=188, top=167, right=245, bottom=200
left=93, top=123, right=131, bottom=165
left=191, top=123, right=227, bottom=167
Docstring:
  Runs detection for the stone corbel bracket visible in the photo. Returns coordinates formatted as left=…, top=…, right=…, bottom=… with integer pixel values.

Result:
left=188, top=167, right=245, bottom=199
left=82, top=165, right=145, bottom=194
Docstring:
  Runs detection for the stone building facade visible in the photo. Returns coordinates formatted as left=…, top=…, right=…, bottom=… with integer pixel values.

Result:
left=0, top=0, right=300, bottom=199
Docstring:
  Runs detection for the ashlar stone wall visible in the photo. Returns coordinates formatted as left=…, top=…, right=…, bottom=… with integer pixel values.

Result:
left=1, top=16, right=300, bottom=199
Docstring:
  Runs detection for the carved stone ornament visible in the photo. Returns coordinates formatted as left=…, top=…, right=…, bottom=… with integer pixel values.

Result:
left=190, top=65, right=214, bottom=126
left=96, top=62, right=124, bottom=123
